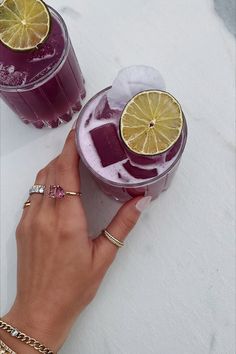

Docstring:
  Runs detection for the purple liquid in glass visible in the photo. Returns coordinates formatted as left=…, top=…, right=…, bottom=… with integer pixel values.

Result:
left=0, top=6, right=85, bottom=129
left=76, top=88, right=187, bottom=202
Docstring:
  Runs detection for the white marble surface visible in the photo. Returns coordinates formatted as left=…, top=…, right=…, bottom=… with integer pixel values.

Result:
left=0, top=0, right=235, bottom=353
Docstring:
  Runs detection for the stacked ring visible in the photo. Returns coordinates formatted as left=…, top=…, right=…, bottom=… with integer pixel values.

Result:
left=103, top=230, right=124, bottom=248
left=23, top=185, right=82, bottom=208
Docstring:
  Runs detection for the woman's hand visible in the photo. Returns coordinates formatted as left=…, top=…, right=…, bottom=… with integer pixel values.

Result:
left=1, top=129, right=151, bottom=353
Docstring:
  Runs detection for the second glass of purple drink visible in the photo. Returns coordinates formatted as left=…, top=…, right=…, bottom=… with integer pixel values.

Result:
left=0, top=6, right=85, bottom=129
left=75, top=67, right=188, bottom=202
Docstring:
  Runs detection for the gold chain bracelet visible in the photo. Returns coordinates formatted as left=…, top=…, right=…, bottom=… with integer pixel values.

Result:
left=0, top=320, right=54, bottom=354
left=0, top=339, right=16, bottom=354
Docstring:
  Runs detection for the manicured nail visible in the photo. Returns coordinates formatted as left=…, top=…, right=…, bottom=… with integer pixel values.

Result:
left=135, top=196, right=152, bottom=212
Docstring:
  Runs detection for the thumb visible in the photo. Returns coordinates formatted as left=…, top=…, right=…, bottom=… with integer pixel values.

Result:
left=93, top=196, right=152, bottom=267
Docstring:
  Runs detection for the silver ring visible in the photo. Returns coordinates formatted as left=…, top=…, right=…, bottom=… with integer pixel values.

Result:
left=103, top=230, right=124, bottom=248
left=29, top=185, right=46, bottom=195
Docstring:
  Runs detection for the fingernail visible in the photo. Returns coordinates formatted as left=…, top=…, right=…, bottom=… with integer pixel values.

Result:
left=71, top=119, right=77, bottom=130
left=135, top=196, right=152, bottom=212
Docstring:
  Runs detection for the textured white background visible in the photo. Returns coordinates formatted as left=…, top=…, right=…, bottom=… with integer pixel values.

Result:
left=0, top=0, right=235, bottom=353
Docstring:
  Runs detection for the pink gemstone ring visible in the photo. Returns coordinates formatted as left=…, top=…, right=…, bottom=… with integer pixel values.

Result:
left=48, top=185, right=82, bottom=199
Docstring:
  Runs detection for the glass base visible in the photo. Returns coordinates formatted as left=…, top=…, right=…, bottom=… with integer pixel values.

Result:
left=22, top=90, right=86, bottom=129
left=93, top=161, right=181, bottom=203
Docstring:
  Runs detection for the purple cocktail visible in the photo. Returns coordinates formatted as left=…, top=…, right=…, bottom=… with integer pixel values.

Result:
left=75, top=67, right=187, bottom=202
left=0, top=6, right=85, bottom=129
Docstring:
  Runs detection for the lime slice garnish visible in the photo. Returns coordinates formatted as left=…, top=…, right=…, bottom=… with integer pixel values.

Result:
left=0, top=0, right=51, bottom=51
left=120, top=90, right=183, bottom=155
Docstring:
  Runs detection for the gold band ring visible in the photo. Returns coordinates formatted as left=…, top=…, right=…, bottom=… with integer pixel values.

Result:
left=23, top=200, right=31, bottom=209
left=103, top=230, right=124, bottom=248
left=65, top=192, right=82, bottom=197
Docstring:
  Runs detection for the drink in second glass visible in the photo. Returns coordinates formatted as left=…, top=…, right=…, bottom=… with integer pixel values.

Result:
left=0, top=0, right=85, bottom=128
left=76, top=66, right=187, bottom=202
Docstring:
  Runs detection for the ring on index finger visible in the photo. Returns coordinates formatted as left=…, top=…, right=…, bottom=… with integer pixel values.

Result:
left=29, top=184, right=46, bottom=195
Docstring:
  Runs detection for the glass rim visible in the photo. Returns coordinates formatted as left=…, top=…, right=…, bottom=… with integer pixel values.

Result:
left=75, top=87, right=188, bottom=189
left=0, top=6, right=70, bottom=92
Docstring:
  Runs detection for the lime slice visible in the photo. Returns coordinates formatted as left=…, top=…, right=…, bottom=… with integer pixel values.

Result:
left=120, top=90, right=183, bottom=155
left=0, top=0, right=51, bottom=51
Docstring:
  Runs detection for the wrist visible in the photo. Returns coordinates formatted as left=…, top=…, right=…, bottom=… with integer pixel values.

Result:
left=1, top=301, right=75, bottom=353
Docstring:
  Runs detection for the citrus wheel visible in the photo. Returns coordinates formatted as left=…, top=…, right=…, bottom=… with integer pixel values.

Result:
left=120, top=90, right=183, bottom=155
left=0, top=0, right=51, bottom=51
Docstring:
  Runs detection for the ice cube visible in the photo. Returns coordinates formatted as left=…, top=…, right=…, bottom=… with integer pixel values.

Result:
left=94, top=94, right=121, bottom=120
left=90, top=124, right=127, bottom=167
left=11, top=71, right=27, bottom=86
left=0, top=67, right=10, bottom=85
left=107, top=65, right=166, bottom=110
left=7, top=65, right=15, bottom=74
left=0, top=65, right=27, bottom=86
left=123, top=160, right=158, bottom=179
